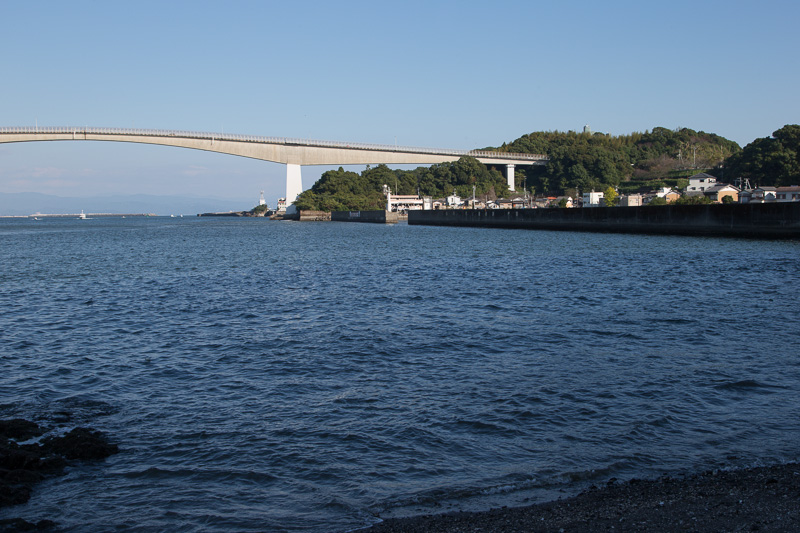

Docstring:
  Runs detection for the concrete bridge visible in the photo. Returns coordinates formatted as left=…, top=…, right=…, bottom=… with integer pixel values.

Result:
left=0, top=126, right=547, bottom=206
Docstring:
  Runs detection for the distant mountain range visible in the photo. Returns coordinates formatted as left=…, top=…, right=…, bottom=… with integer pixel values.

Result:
left=0, top=192, right=257, bottom=217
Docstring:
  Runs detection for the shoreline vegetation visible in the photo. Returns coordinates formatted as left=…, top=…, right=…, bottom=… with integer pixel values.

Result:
left=292, top=125, right=799, bottom=213
left=363, top=462, right=800, bottom=532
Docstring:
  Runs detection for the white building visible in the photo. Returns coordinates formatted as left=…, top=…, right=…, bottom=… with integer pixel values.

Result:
left=383, top=184, right=428, bottom=211
left=582, top=191, right=604, bottom=207
left=388, top=194, right=425, bottom=212
left=446, top=192, right=462, bottom=207
left=685, top=173, right=718, bottom=193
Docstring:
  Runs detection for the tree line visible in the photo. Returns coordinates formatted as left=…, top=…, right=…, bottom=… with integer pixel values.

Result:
left=294, top=157, right=508, bottom=211
left=292, top=124, right=799, bottom=211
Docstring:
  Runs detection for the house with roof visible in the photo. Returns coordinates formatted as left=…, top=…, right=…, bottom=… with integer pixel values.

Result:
left=775, top=186, right=800, bottom=202
left=445, top=192, right=462, bottom=207
left=619, top=194, right=642, bottom=207
left=655, top=187, right=681, bottom=203
left=740, top=186, right=777, bottom=204
left=531, top=197, right=551, bottom=208
left=703, top=184, right=740, bottom=203
left=553, top=196, right=574, bottom=208
left=510, top=197, right=527, bottom=209
left=685, top=173, right=718, bottom=193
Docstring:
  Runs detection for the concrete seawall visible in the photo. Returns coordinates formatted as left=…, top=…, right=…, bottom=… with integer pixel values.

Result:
left=332, top=210, right=399, bottom=224
left=408, top=203, right=800, bottom=238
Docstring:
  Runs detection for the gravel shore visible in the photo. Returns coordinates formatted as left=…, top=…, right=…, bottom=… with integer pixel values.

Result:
left=363, top=463, right=800, bottom=532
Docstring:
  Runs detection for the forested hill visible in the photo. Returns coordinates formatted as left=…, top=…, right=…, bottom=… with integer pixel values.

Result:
left=292, top=125, right=799, bottom=211
left=487, top=126, right=741, bottom=195
left=294, top=157, right=508, bottom=212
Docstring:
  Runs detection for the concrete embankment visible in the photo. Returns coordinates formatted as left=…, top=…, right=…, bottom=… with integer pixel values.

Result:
left=198, top=210, right=274, bottom=217
left=332, top=210, right=399, bottom=223
left=408, top=203, right=800, bottom=238
left=273, top=210, right=331, bottom=221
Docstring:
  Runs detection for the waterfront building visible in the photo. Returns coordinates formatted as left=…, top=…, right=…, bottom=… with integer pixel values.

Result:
left=582, top=190, right=604, bottom=207
left=775, top=186, right=800, bottom=202
left=654, top=187, right=681, bottom=203
left=685, top=173, right=718, bottom=193
left=387, top=194, right=425, bottom=212
left=553, top=196, right=574, bottom=208
left=740, top=187, right=776, bottom=204
left=445, top=192, right=462, bottom=207
left=703, top=184, right=741, bottom=203
left=619, top=194, right=643, bottom=207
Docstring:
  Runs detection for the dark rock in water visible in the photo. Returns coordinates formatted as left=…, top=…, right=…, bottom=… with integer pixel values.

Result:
left=0, top=484, right=32, bottom=508
left=0, top=420, right=43, bottom=441
left=0, top=517, right=57, bottom=531
left=40, top=428, right=118, bottom=460
left=0, top=418, right=118, bottom=528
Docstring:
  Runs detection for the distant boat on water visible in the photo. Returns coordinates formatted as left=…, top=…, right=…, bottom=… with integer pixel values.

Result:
left=78, top=210, right=88, bottom=220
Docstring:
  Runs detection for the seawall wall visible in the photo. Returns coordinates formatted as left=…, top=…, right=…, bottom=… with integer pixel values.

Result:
left=331, top=210, right=399, bottom=224
left=408, top=203, right=800, bottom=238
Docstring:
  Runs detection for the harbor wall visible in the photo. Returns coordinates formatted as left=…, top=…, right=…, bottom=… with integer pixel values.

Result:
left=408, top=203, right=800, bottom=238
left=331, top=210, right=399, bottom=224
left=298, top=210, right=331, bottom=221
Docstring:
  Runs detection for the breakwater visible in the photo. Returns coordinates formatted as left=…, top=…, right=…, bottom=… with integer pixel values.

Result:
left=332, top=210, right=399, bottom=223
left=408, top=202, right=800, bottom=238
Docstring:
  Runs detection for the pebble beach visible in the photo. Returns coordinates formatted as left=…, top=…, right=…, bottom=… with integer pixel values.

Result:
left=363, top=463, right=800, bottom=532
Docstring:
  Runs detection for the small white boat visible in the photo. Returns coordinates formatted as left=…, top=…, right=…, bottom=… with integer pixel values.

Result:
left=78, top=210, right=87, bottom=220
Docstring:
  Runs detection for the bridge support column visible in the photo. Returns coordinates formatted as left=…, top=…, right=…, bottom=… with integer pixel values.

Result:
left=506, top=164, right=516, bottom=192
left=286, top=163, right=303, bottom=206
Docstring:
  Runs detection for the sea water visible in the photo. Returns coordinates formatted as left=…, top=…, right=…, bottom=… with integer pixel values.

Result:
left=1, top=216, right=799, bottom=531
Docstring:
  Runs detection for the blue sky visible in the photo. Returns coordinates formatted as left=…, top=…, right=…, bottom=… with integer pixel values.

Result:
left=1, top=0, right=798, bottom=207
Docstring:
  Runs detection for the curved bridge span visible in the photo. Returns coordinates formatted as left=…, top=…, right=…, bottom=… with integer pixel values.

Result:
left=0, top=126, right=547, bottom=205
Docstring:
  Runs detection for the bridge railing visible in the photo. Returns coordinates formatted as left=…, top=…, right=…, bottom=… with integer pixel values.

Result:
left=0, top=126, right=548, bottom=161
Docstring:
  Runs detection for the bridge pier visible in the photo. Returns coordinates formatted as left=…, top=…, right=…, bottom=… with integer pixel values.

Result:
left=506, top=164, right=516, bottom=192
left=286, top=163, right=303, bottom=206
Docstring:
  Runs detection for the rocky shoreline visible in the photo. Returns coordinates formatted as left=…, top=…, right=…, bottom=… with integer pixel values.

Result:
left=363, top=462, right=800, bottom=532
left=0, top=418, right=118, bottom=531
left=3, top=417, right=798, bottom=532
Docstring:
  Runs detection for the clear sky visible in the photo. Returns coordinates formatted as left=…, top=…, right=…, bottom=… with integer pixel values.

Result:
left=1, top=0, right=798, bottom=207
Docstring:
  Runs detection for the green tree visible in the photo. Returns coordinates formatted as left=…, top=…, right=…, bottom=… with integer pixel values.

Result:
left=293, top=157, right=508, bottom=211
left=603, top=186, right=618, bottom=207
left=674, top=194, right=712, bottom=205
left=487, top=127, right=739, bottom=195
left=725, top=125, right=800, bottom=187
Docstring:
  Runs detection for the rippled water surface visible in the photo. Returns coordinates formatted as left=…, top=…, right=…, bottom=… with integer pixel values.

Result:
left=2, top=217, right=800, bottom=531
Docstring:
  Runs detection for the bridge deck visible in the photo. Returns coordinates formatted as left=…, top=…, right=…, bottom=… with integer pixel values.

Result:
left=0, top=126, right=547, bottom=166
